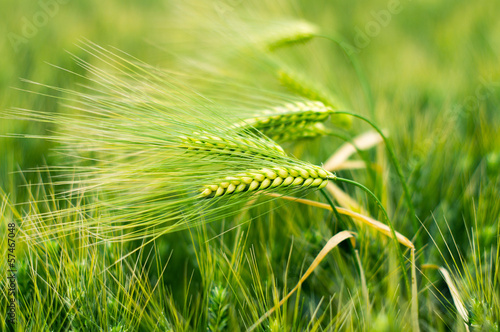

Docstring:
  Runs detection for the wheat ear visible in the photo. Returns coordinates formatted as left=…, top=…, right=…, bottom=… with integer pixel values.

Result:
left=232, top=101, right=333, bottom=141
left=200, top=165, right=332, bottom=198
left=181, top=130, right=286, bottom=159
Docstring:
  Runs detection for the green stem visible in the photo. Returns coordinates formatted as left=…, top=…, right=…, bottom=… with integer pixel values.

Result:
left=333, top=176, right=411, bottom=295
left=320, top=188, right=355, bottom=256
left=332, top=111, right=421, bottom=251
left=320, top=188, right=352, bottom=231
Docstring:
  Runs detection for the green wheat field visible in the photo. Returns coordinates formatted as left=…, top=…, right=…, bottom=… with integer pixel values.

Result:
left=1, top=0, right=499, bottom=331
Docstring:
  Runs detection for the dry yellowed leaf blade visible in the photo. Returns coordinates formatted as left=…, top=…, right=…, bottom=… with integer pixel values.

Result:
left=326, top=182, right=368, bottom=215
left=247, top=231, right=355, bottom=331
left=323, top=130, right=383, bottom=171
left=267, top=193, right=413, bottom=249
left=422, top=264, right=469, bottom=327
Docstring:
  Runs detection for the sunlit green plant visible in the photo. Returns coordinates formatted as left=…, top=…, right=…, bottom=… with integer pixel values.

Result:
left=1, top=1, right=499, bottom=330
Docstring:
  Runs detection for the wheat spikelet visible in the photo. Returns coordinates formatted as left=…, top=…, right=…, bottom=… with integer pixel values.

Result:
left=278, top=69, right=338, bottom=107
left=239, top=101, right=333, bottom=125
left=207, top=286, right=230, bottom=332
left=265, top=122, right=328, bottom=141
left=263, top=20, right=319, bottom=51
left=200, top=165, right=332, bottom=198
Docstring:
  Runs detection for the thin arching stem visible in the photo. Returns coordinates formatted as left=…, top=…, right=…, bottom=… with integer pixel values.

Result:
left=320, top=187, right=348, bottom=228
left=332, top=111, right=421, bottom=251
left=320, top=188, right=355, bottom=255
left=331, top=176, right=411, bottom=294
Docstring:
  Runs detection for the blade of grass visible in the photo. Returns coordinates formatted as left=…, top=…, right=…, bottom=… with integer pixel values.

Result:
left=326, top=182, right=369, bottom=216
left=314, top=34, right=375, bottom=120
left=247, top=231, right=355, bottom=332
left=422, top=264, right=470, bottom=329
left=411, top=248, right=420, bottom=332
left=334, top=176, right=410, bottom=294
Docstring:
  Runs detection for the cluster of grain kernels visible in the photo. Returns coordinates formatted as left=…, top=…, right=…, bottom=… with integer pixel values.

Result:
left=232, top=101, right=333, bottom=141
left=238, top=101, right=332, bottom=128
left=200, top=165, right=333, bottom=197
left=180, top=131, right=286, bottom=157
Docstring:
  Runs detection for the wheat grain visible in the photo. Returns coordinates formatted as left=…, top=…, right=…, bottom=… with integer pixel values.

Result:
left=236, top=101, right=333, bottom=126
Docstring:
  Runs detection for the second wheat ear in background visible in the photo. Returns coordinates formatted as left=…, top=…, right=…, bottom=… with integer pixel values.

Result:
left=232, top=100, right=334, bottom=142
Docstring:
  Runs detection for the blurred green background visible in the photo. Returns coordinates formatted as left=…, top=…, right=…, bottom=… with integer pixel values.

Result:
left=1, top=0, right=171, bottom=191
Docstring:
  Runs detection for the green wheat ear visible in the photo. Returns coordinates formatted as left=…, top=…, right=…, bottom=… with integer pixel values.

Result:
left=207, top=285, right=230, bottom=332
left=231, top=101, right=333, bottom=141
left=263, top=20, right=319, bottom=51
left=180, top=130, right=287, bottom=159
left=9, top=41, right=341, bottom=242
left=229, top=19, right=318, bottom=52
left=200, top=165, right=332, bottom=198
